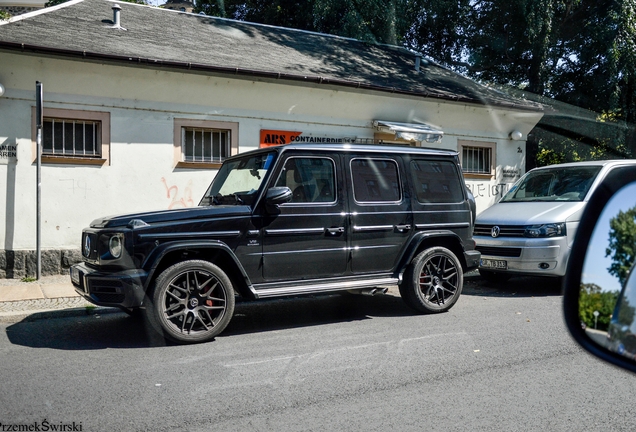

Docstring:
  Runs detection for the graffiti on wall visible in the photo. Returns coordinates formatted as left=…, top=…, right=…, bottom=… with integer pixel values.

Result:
left=161, top=177, right=194, bottom=210
left=466, top=182, right=512, bottom=200
left=59, top=179, right=88, bottom=198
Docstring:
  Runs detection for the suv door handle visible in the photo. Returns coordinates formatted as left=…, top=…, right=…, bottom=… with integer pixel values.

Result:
left=326, top=227, right=345, bottom=236
left=394, top=224, right=411, bottom=233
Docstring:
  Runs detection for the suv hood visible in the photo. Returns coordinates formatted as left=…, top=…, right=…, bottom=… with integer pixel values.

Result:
left=90, top=205, right=252, bottom=228
left=476, top=201, right=587, bottom=226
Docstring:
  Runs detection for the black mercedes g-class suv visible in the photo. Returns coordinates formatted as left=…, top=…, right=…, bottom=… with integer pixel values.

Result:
left=71, top=143, right=480, bottom=343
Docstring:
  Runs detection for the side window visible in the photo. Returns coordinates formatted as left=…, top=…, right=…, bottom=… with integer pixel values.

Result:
left=275, top=157, right=336, bottom=203
left=173, top=119, right=239, bottom=168
left=350, top=158, right=401, bottom=203
left=32, top=108, right=110, bottom=165
left=411, top=159, right=464, bottom=203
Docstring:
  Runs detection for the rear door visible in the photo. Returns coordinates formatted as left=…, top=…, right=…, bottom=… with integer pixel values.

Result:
left=345, top=154, right=412, bottom=274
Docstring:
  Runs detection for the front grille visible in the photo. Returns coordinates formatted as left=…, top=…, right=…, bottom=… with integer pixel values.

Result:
left=477, top=246, right=522, bottom=258
left=93, top=293, right=125, bottom=304
left=474, top=224, right=525, bottom=237
left=82, top=232, right=99, bottom=260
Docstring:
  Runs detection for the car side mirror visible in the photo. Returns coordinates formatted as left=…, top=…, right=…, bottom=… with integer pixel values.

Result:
left=265, top=186, right=292, bottom=211
left=563, top=166, right=636, bottom=374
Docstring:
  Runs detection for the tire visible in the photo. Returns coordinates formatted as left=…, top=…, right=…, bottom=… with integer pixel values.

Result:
left=478, top=269, right=511, bottom=283
left=399, top=247, right=463, bottom=313
left=146, top=260, right=235, bottom=344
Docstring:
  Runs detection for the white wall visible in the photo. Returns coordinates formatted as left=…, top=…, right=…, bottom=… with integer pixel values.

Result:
left=0, top=52, right=542, bottom=250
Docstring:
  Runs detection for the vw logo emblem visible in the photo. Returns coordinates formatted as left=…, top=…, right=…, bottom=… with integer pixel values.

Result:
left=83, top=235, right=91, bottom=257
left=189, top=298, right=199, bottom=308
left=491, top=226, right=501, bottom=238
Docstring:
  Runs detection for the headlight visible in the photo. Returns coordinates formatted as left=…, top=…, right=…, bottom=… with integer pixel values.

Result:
left=109, top=234, right=123, bottom=258
left=524, top=223, right=566, bottom=238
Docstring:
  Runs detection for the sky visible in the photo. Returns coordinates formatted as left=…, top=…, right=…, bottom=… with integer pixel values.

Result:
left=581, top=182, right=636, bottom=293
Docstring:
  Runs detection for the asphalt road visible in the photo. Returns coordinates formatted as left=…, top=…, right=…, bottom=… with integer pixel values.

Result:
left=1, top=274, right=635, bottom=431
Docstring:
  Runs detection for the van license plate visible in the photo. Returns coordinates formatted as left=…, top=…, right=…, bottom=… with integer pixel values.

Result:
left=480, top=259, right=507, bottom=270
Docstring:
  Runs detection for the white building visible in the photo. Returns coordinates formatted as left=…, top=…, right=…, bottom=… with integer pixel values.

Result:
left=0, top=0, right=543, bottom=277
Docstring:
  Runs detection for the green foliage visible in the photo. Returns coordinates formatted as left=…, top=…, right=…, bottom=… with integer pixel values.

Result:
left=0, top=10, right=10, bottom=21
left=579, top=283, right=619, bottom=330
left=193, top=1, right=636, bottom=162
left=606, top=205, right=636, bottom=287
left=194, top=0, right=408, bottom=44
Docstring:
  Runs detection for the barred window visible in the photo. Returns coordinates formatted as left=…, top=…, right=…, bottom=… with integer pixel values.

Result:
left=32, top=108, right=110, bottom=165
left=182, top=127, right=230, bottom=163
left=174, top=119, right=239, bottom=168
left=459, top=140, right=496, bottom=177
left=43, top=118, right=101, bottom=157
left=462, top=146, right=490, bottom=173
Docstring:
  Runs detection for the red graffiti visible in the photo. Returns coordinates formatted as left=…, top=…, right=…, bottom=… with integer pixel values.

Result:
left=161, top=177, right=194, bottom=210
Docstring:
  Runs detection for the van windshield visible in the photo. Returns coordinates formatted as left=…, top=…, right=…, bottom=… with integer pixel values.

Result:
left=500, top=166, right=602, bottom=202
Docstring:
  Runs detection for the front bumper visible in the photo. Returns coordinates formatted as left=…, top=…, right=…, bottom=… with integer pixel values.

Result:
left=464, top=250, right=481, bottom=272
left=475, top=235, right=571, bottom=277
left=70, top=262, right=148, bottom=308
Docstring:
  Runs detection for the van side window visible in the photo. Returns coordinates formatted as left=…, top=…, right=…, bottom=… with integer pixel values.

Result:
left=351, top=158, right=401, bottom=202
left=410, top=159, right=464, bottom=203
left=275, top=157, right=336, bottom=203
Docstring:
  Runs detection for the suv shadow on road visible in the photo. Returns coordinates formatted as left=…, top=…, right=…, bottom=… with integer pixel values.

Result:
left=463, top=271, right=563, bottom=298
left=4, top=292, right=415, bottom=350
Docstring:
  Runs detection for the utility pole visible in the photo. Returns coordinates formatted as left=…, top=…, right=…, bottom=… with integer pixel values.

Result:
left=35, top=81, right=42, bottom=280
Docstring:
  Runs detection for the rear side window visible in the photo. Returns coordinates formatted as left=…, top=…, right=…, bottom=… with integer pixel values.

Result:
left=410, top=159, right=464, bottom=203
left=350, top=158, right=401, bottom=203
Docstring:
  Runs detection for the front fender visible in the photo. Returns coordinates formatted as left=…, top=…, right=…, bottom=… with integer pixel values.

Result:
left=141, top=240, right=253, bottom=293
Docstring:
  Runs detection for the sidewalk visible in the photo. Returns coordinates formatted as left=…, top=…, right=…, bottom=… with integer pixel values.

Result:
left=0, top=274, right=99, bottom=322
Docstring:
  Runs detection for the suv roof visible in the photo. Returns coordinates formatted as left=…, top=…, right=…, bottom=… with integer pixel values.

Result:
left=228, top=143, right=460, bottom=160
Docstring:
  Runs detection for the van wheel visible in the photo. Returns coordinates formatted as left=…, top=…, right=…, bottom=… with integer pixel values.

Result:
left=146, top=260, right=235, bottom=344
left=399, top=247, right=463, bottom=313
left=478, top=269, right=511, bottom=283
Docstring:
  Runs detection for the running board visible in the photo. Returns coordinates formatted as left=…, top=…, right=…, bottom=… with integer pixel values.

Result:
left=252, top=277, right=399, bottom=299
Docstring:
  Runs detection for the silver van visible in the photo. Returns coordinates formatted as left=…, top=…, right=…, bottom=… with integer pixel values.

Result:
left=474, top=160, right=636, bottom=282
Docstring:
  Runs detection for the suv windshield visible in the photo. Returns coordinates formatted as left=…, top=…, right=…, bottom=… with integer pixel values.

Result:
left=199, top=151, right=277, bottom=206
left=500, top=166, right=602, bottom=203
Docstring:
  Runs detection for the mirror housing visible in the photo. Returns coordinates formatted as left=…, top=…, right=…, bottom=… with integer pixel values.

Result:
left=563, top=165, right=636, bottom=374
left=265, top=186, right=292, bottom=211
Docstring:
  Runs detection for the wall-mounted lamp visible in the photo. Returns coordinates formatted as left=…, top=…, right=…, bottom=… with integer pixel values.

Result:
left=509, top=130, right=523, bottom=140
left=0, top=83, right=5, bottom=97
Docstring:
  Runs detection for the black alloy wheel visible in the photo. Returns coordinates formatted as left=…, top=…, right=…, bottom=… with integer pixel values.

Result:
left=147, top=260, right=235, bottom=344
left=400, top=247, right=463, bottom=313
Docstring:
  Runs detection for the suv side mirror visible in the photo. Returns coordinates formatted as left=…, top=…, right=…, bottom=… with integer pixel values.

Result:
left=265, top=186, right=292, bottom=210
left=563, top=166, right=636, bottom=374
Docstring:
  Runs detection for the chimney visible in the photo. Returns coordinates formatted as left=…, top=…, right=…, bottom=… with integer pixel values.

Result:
left=415, top=54, right=422, bottom=72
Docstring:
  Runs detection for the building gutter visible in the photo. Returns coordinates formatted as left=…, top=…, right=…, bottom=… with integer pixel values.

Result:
left=0, top=41, right=543, bottom=113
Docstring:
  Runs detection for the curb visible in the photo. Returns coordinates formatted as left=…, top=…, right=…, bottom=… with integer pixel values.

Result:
left=0, top=299, right=120, bottom=324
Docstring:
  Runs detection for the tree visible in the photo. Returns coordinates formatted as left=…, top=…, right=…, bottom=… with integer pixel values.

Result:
left=606, top=205, right=636, bottom=287
left=194, top=0, right=409, bottom=44
left=404, top=0, right=636, bottom=161
left=579, top=283, right=619, bottom=330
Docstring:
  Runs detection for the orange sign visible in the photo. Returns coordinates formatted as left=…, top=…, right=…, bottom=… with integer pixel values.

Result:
left=259, top=130, right=302, bottom=148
